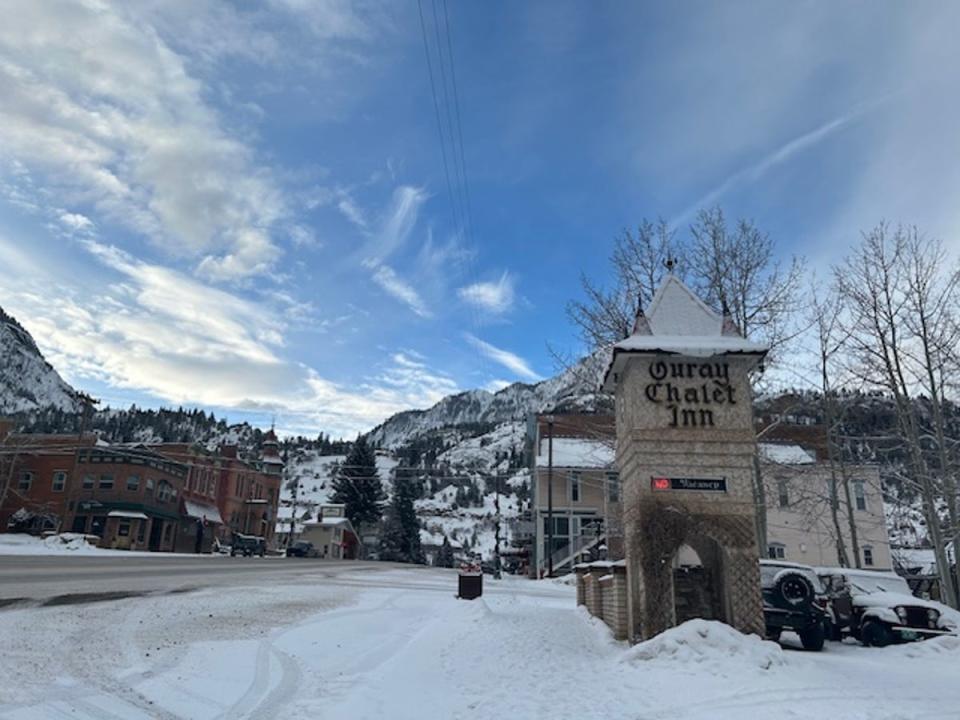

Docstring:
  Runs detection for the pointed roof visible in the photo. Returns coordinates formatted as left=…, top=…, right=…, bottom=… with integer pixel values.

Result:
left=602, top=275, right=767, bottom=392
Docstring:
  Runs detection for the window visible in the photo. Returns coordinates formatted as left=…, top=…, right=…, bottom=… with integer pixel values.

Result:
left=854, top=480, right=867, bottom=511
left=137, top=521, right=146, bottom=543
left=543, top=516, right=570, bottom=536
left=126, top=475, right=140, bottom=492
left=117, top=520, right=131, bottom=537
left=156, top=480, right=175, bottom=502
left=569, top=472, right=581, bottom=503
left=52, top=471, right=67, bottom=492
left=863, top=546, right=874, bottom=566
left=83, top=474, right=95, bottom=489
left=607, top=472, right=620, bottom=503
left=767, top=543, right=786, bottom=559
left=91, top=516, right=106, bottom=537
left=18, top=471, right=33, bottom=491
left=99, top=474, right=114, bottom=490
left=777, top=480, right=789, bottom=508
left=146, top=478, right=155, bottom=491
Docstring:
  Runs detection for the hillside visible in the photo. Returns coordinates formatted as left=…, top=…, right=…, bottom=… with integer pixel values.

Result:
left=0, top=307, right=79, bottom=414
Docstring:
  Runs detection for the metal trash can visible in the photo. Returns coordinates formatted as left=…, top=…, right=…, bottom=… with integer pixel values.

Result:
left=458, top=563, right=483, bottom=600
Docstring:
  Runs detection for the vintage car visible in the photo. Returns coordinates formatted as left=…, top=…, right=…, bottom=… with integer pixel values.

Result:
left=230, top=533, right=266, bottom=557
left=760, top=559, right=830, bottom=651
left=816, top=567, right=958, bottom=647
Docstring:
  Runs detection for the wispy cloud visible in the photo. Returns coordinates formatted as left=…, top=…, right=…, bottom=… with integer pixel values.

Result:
left=458, top=271, right=516, bottom=314
left=370, top=264, right=432, bottom=318
left=669, top=106, right=873, bottom=228
left=464, top=333, right=540, bottom=381
left=362, top=185, right=428, bottom=263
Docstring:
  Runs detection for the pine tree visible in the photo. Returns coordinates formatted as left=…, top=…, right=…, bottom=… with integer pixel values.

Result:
left=379, top=479, right=423, bottom=564
left=330, top=436, right=385, bottom=530
left=434, top=535, right=455, bottom=568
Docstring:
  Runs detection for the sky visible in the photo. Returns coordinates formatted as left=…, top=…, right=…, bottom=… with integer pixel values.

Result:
left=1, top=1, right=960, bottom=438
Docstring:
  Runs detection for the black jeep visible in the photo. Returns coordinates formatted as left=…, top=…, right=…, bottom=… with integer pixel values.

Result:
left=230, top=533, right=266, bottom=557
left=760, top=559, right=828, bottom=651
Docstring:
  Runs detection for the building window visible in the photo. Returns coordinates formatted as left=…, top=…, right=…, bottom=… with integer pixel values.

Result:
left=863, top=546, right=874, bottom=566
left=127, top=475, right=140, bottom=492
left=607, top=472, right=620, bottom=503
left=137, top=521, right=147, bottom=543
left=854, top=480, right=866, bottom=511
left=777, top=480, right=789, bottom=508
left=767, top=543, right=786, bottom=559
left=52, top=471, right=67, bottom=492
left=156, top=480, right=175, bottom=503
left=569, top=472, right=581, bottom=503
left=98, top=474, right=114, bottom=490
left=91, top=516, right=106, bottom=537
left=117, top=520, right=131, bottom=537
left=146, top=478, right=155, bottom=491
left=18, top=471, right=34, bottom=491
left=82, top=474, right=95, bottom=489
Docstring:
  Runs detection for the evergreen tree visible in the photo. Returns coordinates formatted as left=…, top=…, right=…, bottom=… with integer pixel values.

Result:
left=379, top=479, right=423, bottom=564
left=434, top=535, right=455, bottom=568
left=330, top=436, right=385, bottom=530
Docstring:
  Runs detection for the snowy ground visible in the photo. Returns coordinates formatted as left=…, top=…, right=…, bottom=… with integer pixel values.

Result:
left=1, top=567, right=958, bottom=719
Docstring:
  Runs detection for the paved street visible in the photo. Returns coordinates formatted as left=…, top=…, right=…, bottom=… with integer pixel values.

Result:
left=0, top=555, right=396, bottom=604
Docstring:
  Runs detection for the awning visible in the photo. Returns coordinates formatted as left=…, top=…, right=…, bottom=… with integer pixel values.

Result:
left=182, top=499, right=225, bottom=525
left=107, top=510, right=149, bottom=520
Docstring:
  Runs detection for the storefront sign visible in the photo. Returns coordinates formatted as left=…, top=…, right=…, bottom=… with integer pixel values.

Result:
left=645, top=360, right=738, bottom=427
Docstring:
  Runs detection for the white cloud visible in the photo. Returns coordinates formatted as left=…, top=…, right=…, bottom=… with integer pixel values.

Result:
left=458, top=272, right=516, bottom=314
left=362, top=185, right=428, bottom=263
left=0, top=2, right=305, bottom=280
left=0, top=240, right=456, bottom=437
left=485, top=379, right=512, bottom=393
left=58, top=211, right=94, bottom=232
left=464, top=333, right=540, bottom=381
left=370, top=264, right=432, bottom=318
left=337, top=196, right=368, bottom=230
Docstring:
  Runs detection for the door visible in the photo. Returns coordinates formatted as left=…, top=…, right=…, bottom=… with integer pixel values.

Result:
left=149, top=519, right=163, bottom=552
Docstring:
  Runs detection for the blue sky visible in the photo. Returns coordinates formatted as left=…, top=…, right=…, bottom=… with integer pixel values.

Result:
left=1, top=1, right=959, bottom=437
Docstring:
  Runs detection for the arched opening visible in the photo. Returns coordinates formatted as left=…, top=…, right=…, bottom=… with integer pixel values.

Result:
left=671, top=535, right=727, bottom=625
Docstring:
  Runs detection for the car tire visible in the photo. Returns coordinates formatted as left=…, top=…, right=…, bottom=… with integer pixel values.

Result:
left=861, top=620, right=893, bottom=648
left=766, top=629, right=782, bottom=643
left=799, top=623, right=826, bottom=651
left=773, top=571, right=815, bottom=610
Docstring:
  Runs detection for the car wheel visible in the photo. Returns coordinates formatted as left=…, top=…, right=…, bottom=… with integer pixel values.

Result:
left=773, top=571, right=815, bottom=610
left=799, top=622, right=826, bottom=651
left=861, top=620, right=893, bottom=648
left=766, top=629, right=782, bottom=643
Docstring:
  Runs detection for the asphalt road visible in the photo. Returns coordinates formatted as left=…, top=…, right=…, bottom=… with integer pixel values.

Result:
left=0, top=555, right=400, bottom=605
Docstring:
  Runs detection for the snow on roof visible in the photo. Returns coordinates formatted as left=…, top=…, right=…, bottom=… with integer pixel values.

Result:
left=535, top=437, right=614, bottom=469
left=602, top=275, right=767, bottom=391
left=758, top=443, right=816, bottom=465
left=107, top=510, right=148, bottom=520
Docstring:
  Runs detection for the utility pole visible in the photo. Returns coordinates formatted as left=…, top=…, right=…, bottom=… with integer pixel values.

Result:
left=494, top=471, right=502, bottom=579
left=546, top=415, right=554, bottom=579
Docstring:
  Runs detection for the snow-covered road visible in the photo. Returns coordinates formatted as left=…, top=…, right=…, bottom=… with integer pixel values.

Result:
left=1, top=567, right=958, bottom=719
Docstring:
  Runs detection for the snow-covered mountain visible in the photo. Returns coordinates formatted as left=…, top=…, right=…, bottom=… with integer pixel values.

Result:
left=0, top=306, right=80, bottom=414
left=367, top=349, right=610, bottom=449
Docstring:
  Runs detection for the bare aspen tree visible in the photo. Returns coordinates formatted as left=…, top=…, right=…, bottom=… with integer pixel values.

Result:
left=808, top=281, right=854, bottom=567
left=835, top=224, right=958, bottom=608
left=567, top=219, right=680, bottom=348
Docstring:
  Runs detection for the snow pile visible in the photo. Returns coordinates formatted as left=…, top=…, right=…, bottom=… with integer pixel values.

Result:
left=897, top=635, right=960, bottom=658
left=42, top=533, right=100, bottom=552
left=622, top=619, right=784, bottom=671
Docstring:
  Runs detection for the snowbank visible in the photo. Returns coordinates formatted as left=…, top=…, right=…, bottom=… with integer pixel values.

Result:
left=622, top=619, right=784, bottom=671
left=895, top=634, right=960, bottom=658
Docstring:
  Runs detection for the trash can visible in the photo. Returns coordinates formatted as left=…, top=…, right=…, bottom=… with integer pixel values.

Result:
left=458, top=563, right=483, bottom=600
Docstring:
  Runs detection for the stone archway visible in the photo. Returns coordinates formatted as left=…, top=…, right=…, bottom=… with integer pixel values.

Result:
left=672, top=537, right=725, bottom=625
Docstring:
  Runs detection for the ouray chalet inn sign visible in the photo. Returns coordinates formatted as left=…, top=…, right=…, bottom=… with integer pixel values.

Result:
left=643, top=360, right=736, bottom=428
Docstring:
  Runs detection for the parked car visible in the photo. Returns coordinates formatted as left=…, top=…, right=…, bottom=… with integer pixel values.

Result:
left=285, top=541, right=317, bottom=558
left=816, top=567, right=958, bottom=647
left=760, top=559, right=829, bottom=651
left=230, top=533, right=266, bottom=557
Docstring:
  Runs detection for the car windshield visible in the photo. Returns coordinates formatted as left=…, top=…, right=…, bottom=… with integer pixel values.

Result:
left=846, top=574, right=911, bottom=595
